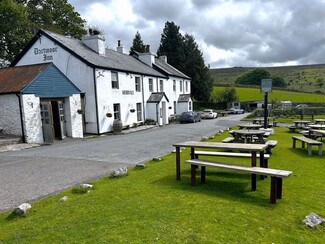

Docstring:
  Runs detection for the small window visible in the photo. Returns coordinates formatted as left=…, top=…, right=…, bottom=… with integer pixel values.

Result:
left=111, top=72, right=119, bottom=89
left=113, top=103, right=120, bottom=120
left=160, top=80, right=164, bottom=92
left=173, top=80, right=176, bottom=91
left=185, top=81, right=188, bottom=92
left=136, top=103, right=142, bottom=121
left=188, top=101, right=192, bottom=111
left=149, top=78, right=153, bottom=92
left=135, top=77, right=141, bottom=92
left=180, top=81, right=183, bottom=92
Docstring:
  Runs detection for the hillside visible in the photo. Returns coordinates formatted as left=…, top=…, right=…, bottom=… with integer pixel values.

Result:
left=210, top=64, right=325, bottom=94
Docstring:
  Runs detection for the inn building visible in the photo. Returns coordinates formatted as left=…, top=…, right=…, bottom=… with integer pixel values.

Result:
left=9, top=29, right=192, bottom=142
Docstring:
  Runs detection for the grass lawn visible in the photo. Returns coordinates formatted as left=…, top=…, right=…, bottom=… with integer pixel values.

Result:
left=213, top=86, right=325, bottom=103
left=0, top=127, right=324, bottom=243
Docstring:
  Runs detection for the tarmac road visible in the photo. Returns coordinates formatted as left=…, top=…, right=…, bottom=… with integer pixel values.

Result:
left=0, top=114, right=247, bottom=212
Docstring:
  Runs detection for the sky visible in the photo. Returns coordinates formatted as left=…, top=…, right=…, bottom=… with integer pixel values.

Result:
left=67, top=0, right=325, bottom=68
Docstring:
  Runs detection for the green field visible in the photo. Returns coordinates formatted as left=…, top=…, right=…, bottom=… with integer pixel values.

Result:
left=210, top=64, right=325, bottom=94
left=214, top=86, right=325, bottom=103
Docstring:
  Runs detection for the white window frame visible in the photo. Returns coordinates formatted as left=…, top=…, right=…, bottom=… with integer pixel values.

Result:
left=113, top=103, right=120, bottom=120
left=136, top=103, right=142, bottom=121
left=111, top=72, right=119, bottom=89
left=135, top=77, right=141, bottom=92
left=160, top=80, right=164, bottom=92
left=173, top=80, right=176, bottom=91
left=149, top=78, right=153, bottom=92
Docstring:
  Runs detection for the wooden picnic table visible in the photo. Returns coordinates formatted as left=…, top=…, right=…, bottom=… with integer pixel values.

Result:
left=238, top=123, right=263, bottom=130
left=252, top=117, right=268, bottom=125
left=307, top=124, right=325, bottom=130
left=314, top=119, right=325, bottom=125
left=294, top=120, right=311, bottom=129
left=232, top=130, right=266, bottom=144
left=172, top=141, right=268, bottom=181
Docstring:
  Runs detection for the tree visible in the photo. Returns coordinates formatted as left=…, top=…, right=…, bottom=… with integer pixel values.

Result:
left=129, top=31, right=145, bottom=54
left=211, top=87, right=238, bottom=104
left=183, top=34, right=213, bottom=102
left=272, top=76, right=286, bottom=88
left=235, top=68, right=271, bottom=86
left=157, top=21, right=186, bottom=71
left=0, top=0, right=31, bottom=64
left=1, top=0, right=86, bottom=63
left=157, top=22, right=212, bottom=102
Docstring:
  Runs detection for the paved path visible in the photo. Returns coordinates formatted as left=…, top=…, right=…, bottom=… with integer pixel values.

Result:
left=0, top=114, right=247, bottom=212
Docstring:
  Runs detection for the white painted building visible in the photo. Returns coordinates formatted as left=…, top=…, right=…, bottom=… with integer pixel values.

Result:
left=12, top=29, right=192, bottom=134
left=0, top=63, right=83, bottom=144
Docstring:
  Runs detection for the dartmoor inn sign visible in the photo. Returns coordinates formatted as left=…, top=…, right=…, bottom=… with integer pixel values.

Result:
left=34, top=47, right=58, bottom=62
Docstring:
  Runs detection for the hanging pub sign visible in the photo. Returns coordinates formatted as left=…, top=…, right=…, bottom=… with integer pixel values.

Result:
left=261, top=78, right=272, bottom=93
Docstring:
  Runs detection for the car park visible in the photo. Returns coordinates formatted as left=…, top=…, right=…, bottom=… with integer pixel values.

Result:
left=227, top=108, right=245, bottom=114
left=201, top=109, right=218, bottom=119
left=179, top=111, right=201, bottom=123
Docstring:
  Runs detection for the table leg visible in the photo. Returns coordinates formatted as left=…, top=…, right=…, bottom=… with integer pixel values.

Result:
left=191, top=164, right=196, bottom=186
left=251, top=151, right=257, bottom=190
left=176, top=146, right=181, bottom=181
left=260, top=150, right=266, bottom=180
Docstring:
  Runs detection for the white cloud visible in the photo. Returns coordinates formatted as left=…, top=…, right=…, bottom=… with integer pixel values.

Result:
left=68, top=0, right=325, bottom=68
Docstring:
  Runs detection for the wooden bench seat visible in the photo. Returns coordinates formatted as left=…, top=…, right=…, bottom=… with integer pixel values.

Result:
left=265, top=140, right=278, bottom=154
left=186, top=159, right=292, bottom=204
left=194, top=150, right=270, bottom=168
left=292, top=136, right=323, bottom=156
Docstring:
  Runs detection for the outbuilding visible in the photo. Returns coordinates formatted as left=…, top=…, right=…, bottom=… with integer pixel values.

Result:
left=0, top=63, right=83, bottom=144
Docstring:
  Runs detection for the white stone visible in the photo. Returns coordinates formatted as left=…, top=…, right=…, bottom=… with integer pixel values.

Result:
left=59, top=196, right=68, bottom=202
left=80, top=183, right=93, bottom=189
left=303, top=213, right=324, bottom=227
left=14, top=203, right=31, bottom=216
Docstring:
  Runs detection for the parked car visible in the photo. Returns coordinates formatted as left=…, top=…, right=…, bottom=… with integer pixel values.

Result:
left=179, top=111, right=201, bottom=123
left=226, top=108, right=245, bottom=114
left=201, top=109, right=218, bottom=119
left=295, top=104, right=308, bottom=109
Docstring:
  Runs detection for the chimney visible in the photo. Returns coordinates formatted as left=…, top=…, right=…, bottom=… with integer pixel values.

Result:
left=82, top=29, right=106, bottom=56
left=138, top=44, right=155, bottom=67
left=159, top=55, right=167, bottom=63
left=117, top=40, right=124, bottom=54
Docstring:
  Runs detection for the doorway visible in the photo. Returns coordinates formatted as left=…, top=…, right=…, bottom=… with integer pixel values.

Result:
left=40, top=99, right=66, bottom=143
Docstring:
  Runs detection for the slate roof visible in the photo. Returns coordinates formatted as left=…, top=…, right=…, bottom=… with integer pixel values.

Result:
left=0, top=63, right=50, bottom=94
left=147, top=92, right=169, bottom=103
left=0, top=63, right=81, bottom=97
left=12, top=30, right=167, bottom=78
left=153, top=58, right=191, bottom=79
left=178, top=94, right=192, bottom=102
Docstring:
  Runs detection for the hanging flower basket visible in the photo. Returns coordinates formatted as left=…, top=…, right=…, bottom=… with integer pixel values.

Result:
left=106, top=112, right=113, bottom=117
left=130, top=109, right=136, bottom=113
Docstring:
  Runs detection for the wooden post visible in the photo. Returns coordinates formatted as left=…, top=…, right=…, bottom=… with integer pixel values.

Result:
left=176, top=146, right=180, bottom=181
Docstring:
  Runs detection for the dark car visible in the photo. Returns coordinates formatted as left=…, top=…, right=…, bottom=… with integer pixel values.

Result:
left=179, top=111, right=201, bottom=123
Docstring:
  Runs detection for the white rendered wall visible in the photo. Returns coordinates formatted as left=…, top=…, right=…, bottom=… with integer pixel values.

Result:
left=65, top=94, right=83, bottom=138
left=15, top=35, right=98, bottom=134
left=0, top=94, right=22, bottom=135
left=21, top=94, right=43, bottom=143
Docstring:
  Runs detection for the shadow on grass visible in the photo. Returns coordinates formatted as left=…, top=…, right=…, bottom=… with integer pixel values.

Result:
left=152, top=169, right=272, bottom=206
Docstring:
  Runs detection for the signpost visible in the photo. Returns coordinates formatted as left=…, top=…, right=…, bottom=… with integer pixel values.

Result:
left=261, top=79, right=272, bottom=129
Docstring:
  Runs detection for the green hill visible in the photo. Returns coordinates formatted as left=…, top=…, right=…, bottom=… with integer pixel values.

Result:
left=210, top=64, right=325, bottom=94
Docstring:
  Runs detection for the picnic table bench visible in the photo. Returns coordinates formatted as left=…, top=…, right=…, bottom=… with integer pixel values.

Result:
left=292, top=136, right=323, bottom=156
left=185, top=159, right=292, bottom=204
left=194, top=150, right=270, bottom=168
